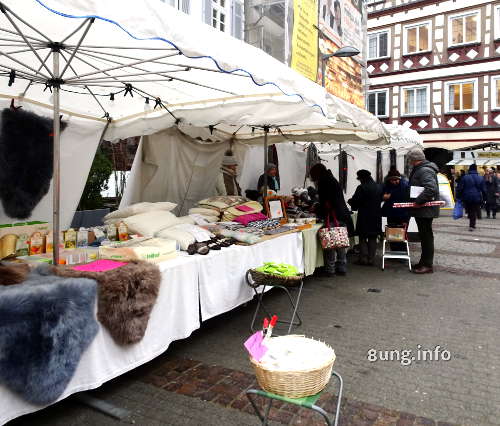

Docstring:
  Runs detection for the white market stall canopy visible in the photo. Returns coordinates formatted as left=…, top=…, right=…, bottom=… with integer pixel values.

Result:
left=0, top=0, right=388, bottom=144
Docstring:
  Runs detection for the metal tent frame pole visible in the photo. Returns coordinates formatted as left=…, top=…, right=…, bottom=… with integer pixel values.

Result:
left=52, top=48, right=61, bottom=266
left=263, top=126, right=269, bottom=197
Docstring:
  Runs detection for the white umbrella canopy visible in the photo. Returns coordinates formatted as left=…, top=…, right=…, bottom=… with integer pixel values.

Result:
left=0, top=0, right=388, bottom=263
left=0, top=0, right=388, bottom=144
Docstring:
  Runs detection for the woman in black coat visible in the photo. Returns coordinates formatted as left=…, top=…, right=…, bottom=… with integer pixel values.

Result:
left=348, top=169, right=382, bottom=266
left=310, top=163, right=354, bottom=277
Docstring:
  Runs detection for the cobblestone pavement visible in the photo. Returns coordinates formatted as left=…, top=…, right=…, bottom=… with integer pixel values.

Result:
left=9, top=213, right=500, bottom=426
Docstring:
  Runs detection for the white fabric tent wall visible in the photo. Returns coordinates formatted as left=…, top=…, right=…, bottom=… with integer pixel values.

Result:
left=0, top=101, right=103, bottom=228
left=120, top=128, right=230, bottom=215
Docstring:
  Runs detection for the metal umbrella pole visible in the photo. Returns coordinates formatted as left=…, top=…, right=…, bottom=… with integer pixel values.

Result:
left=263, top=125, right=269, bottom=198
left=52, top=47, right=61, bottom=266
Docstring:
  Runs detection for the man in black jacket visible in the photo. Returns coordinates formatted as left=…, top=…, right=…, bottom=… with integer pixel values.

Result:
left=407, top=148, right=440, bottom=274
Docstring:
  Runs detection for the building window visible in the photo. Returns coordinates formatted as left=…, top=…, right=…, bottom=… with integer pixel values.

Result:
left=446, top=79, right=477, bottom=112
left=404, top=21, right=430, bottom=54
left=212, top=0, right=228, bottom=32
left=449, top=11, right=479, bottom=46
left=402, top=85, right=429, bottom=115
left=492, top=77, right=500, bottom=109
left=367, top=90, right=388, bottom=117
left=368, top=31, right=389, bottom=59
left=496, top=6, right=500, bottom=40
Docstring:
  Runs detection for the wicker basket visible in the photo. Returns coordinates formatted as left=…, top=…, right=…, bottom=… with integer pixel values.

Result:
left=250, top=336, right=336, bottom=398
left=247, top=268, right=304, bottom=288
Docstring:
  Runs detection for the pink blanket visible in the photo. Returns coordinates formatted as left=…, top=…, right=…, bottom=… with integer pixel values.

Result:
left=233, top=212, right=267, bottom=226
left=72, top=259, right=127, bottom=272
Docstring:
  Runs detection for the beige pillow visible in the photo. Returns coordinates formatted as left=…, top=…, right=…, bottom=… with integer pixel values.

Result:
left=104, top=202, right=177, bottom=221
left=177, top=216, right=196, bottom=225
left=124, top=210, right=181, bottom=237
left=156, top=228, right=195, bottom=251
left=189, top=207, right=221, bottom=217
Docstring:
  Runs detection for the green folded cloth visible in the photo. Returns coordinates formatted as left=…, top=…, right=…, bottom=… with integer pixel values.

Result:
left=255, top=262, right=300, bottom=277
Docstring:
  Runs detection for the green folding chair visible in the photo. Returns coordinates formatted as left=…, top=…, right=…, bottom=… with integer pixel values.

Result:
left=246, top=371, right=343, bottom=426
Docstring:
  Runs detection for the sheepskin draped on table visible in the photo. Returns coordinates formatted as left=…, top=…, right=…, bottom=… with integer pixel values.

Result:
left=0, top=267, right=98, bottom=405
left=0, top=262, right=30, bottom=285
left=49, top=260, right=161, bottom=345
left=0, top=108, right=67, bottom=220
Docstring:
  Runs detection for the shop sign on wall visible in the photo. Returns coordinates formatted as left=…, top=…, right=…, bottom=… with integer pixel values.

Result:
left=287, top=0, right=319, bottom=81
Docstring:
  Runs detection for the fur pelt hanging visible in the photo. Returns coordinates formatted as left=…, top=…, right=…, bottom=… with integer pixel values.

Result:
left=0, top=108, right=66, bottom=219
left=49, top=260, right=161, bottom=345
left=0, top=266, right=98, bottom=405
left=0, top=262, right=30, bottom=285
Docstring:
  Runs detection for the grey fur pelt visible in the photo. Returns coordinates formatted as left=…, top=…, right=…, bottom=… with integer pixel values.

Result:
left=0, top=266, right=98, bottom=405
left=48, top=260, right=161, bottom=345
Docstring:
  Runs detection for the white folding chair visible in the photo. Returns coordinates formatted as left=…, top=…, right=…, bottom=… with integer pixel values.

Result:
left=381, top=225, right=411, bottom=271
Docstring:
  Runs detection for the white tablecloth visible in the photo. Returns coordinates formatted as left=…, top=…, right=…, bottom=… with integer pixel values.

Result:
left=198, top=232, right=304, bottom=320
left=0, top=232, right=304, bottom=424
left=0, top=256, right=200, bottom=425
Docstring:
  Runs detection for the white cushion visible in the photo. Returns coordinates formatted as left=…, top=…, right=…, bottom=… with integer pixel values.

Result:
left=156, top=228, right=195, bottom=251
left=123, top=210, right=181, bottom=237
left=104, top=201, right=177, bottom=221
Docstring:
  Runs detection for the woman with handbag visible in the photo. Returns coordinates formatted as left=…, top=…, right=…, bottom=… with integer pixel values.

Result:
left=348, top=170, right=382, bottom=266
left=309, top=164, right=354, bottom=277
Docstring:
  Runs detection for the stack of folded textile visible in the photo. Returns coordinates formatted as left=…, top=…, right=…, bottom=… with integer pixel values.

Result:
left=246, top=219, right=281, bottom=230
left=197, top=196, right=247, bottom=216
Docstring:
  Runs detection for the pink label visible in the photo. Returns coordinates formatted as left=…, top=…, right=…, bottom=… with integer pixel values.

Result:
left=244, top=331, right=268, bottom=361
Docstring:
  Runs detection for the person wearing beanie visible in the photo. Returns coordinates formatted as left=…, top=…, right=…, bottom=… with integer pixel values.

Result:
left=216, top=150, right=241, bottom=196
left=407, top=147, right=439, bottom=274
left=456, top=164, right=487, bottom=229
left=257, top=163, right=280, bottom=195
left=382, top=168, right=410, bottom=251
left=348, top=169, right=382, bottom=266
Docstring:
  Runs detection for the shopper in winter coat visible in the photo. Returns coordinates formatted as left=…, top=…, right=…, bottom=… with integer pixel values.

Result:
left=348, top=170, right=382, bottom=266
left=382, top=168, right=410, bottom=225
left=484, top=168, right=500, bottom=219
left=407, top=148, right=440, bottom=274
left=382, top=168, right=410, bottom=251
left=456, top=164, right=487, bottom=230
left=310, top=163, right=354, bottom=277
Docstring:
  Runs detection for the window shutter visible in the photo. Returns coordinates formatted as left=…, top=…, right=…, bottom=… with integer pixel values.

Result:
left=232, top=0, right=244, bottom=40
left=379, top=32, right=388, bottom=57
left=203, top=0, right=212, bottom=25
left=377, top=92, right=386, bottom=116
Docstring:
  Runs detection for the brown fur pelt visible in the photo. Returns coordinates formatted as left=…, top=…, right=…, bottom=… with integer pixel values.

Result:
left=0, top=262, right=31, bottom=286
left=48, top=261, right=161, bottom=345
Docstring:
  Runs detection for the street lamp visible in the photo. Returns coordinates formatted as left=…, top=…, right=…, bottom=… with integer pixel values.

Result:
left=321, top=46, right=360, bottom=87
